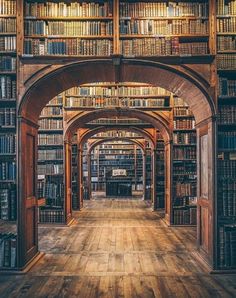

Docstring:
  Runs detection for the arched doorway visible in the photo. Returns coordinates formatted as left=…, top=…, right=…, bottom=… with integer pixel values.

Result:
left=17, top=59, right=216, bottom=269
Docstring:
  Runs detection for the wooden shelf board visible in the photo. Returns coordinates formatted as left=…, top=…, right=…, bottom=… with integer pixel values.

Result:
left=120, top=34, right=209, bottom=38
left=120, top=16, right=208, bottom=20
left=25, top=16, right=113, bottom=20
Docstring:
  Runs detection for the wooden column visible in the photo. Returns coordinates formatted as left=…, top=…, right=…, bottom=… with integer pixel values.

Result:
left=64, top=141, right=72, bottom=223
left=151, top=149, right=157, bottom=210
left=196, top=118, right=217, bottom=269
left=164, top=140, right=173, bottom=225
left=77, top=147, right=83, bottom=209
left=87, top=153, right=92, bottom=200
left=142, top=151, right=146, bottom=200
left=17, top=117, right=39, bottom=269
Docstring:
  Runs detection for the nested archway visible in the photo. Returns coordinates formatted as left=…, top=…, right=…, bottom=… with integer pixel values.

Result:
left=17, top=59, right=216, bottom=270
left=64, top=108, right=171, bottom=212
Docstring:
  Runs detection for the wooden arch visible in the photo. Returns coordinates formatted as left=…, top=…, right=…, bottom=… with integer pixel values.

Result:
left=64, top=108, right=171, bottom=143
left=78, top=127, right=155, bottom=148
left=17, top=58, right=217, bottom=270
left=87, top=137, right=145, bottom=154
left=19, top=59, right=216, bottom=125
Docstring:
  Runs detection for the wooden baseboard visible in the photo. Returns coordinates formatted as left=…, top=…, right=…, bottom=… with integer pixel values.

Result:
left=0, top=252, right=45, bottom=275
left=39, top=217, right=75, bottom=227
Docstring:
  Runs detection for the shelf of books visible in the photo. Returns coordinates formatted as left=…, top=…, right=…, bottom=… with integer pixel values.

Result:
left=0, top=0, right=17, bottom=270
left=21, top=0, right=212, bottom=58
left=90, top=140, right=144, bottom=194
left=23, top=0, right=113, bottom=56
left=144, top=146, right=152, bottom=200
left=217, top=0, right=236, bottom=270
left=172, top=97, right=197, bottom=225
left=37, top=94, right=65, bottom=224
left=156, top=133, right=165, bottom=208
left=64, top=83, right=170, bottom=109
left=120, top=0, right=210, bottom=57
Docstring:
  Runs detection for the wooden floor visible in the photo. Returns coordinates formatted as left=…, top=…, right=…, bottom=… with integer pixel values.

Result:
left=1, top=199, right=236, bottom=297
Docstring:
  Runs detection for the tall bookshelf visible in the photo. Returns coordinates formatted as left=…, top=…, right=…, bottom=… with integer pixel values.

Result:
left=90, top=140, right=144, bottom=194
left=156, top=133, right=165, bottom=208
left=0, top=0, right=17, bottom=270
left=172, top=97, right=197, bottom=225
left=216, top=0, right=236, bottom=270
left=37, top=94, right=65, bottom=223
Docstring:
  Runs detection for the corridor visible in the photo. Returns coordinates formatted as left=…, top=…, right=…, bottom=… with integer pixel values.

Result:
left=0, top=199, right=236, bottom=297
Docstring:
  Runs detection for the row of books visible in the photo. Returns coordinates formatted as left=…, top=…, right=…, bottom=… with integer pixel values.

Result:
left=65, top=85, right=169, bottom=96
left=38, top=149, right=63, bottom=160
left=0, top=233, right=16, bottom=268
left=0, top=0, right=16, bottom=15
left=218, top=106, right=236, bottom=124
left=0, top=188, right=16, bottom=220
left=65, top=96, right=168, bottom=108
left=25, top=1, right=113, bottom=18
left=0, top=134, right=15, bottom=154
left=173, top=97, right=188, bottom=107
left=24, top=20, right=113, bottom=36
left=38, top=164, right=63, bottom=175
left=0, top=108, right=15, bottom=127
left=95, top=132, right=139, bottom=138
left=173, top=207, right=197, bottom=225
left=174, top=119, right=195, bottom=129
left=121, top=38, right=208, bottom=56
left=39, top=208, right=64, bottom=223
left=219, top=77, right=236, bottom=97
left=0, top=161, right=16, bottom=181
left=173, top=132, right=196, bottom=145
left=218, top=132, right=236, bottom=149
left=217, top=36, right=236, bottom=52
left=47, top=95, right=63, bottom=106
left=174, top=107, right=193, bottom=116
left=120, top=19, right=209, bottom=35
left=217, top=0, right=236, bottom=15
left=38, top=118, right=63, bottom=130
left=90, top=118, right=146, bottom=125
left=0, top=18, right=15, bottom=33
left=38, top=134, right=63, bottom=145
left=0, top=36, right=16, bottom=51
left=174, top=182, right=196, bottom=197
left=120, top=2, right=208, bottom=18
left=173, top=147, right=196, bottom=160
left=218, top=179, right=236, bottom=217
left=173, top=163, right=196, bottom=175
left=93, top=149, right=134, bottom=155
left=217, top=18, right=236, bottom=33
left=218, top=160, right=236, bottom=177
left=40, top=106, right=62, bottom=117
left=219, top=224, right=236, bottom=268
left=0, top=76, right=16, bottom=99
left=37, top=181, right=64, bottom=204
left=217, top=54, right=236, bottom=70
left=24, top=38, right=113, bottom=56
left=173, top=196, right=194, bottom=207
left=0, top=56, right=16, bottom=71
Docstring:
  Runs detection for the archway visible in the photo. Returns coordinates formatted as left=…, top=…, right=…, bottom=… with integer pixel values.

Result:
left=86, top=137, right=146, bottom=201
left=63, top=109, right=171, bottom=212
left=17, top=59, right=216, bottom=269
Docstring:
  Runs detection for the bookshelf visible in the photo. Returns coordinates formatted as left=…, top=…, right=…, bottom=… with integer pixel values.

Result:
left=0, top=0, right=17, bottom=270
left=21, top=0, right=212, bottom=58
left=172, top=97, right=197, bottom=225
left=90, top=140, right=144, bottom=194
left=217, top=0, right=236, bottom=270
left=37, top=94, right=65, bottom=223
left=156, top=133, right=165, bottom=208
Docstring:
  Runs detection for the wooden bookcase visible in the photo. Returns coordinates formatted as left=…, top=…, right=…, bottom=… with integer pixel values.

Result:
left=0, top=0, right=17, bottom=270
left=216, top=0, right=236, bottom=270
